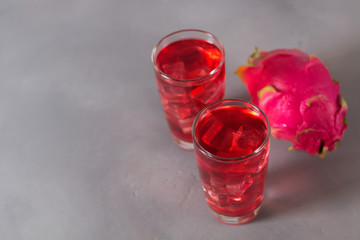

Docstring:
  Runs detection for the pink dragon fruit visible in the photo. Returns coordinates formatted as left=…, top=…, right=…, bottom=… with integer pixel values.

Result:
left=236, top=48, right=348, bottom=157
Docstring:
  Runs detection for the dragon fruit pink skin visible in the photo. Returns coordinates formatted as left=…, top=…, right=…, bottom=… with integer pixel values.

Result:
left=236, top=48, right=348, bottom=157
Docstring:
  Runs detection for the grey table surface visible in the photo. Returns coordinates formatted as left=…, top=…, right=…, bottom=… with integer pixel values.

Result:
left=1, top=0, right=360, bottom=239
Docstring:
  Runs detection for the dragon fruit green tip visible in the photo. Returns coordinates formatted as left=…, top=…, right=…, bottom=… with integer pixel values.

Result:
left=236, top=48, right=348, bottom=158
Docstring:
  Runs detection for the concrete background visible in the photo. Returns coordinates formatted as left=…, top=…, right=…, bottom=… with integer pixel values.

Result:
left=1, top=0, right=360, bottom=239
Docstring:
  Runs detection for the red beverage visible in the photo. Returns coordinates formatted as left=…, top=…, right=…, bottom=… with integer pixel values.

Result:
left=193, top=100, right=270, bottom=224
left=156, top=39, right=222, bottom=80
left=152, top=30, right=225, bottom=150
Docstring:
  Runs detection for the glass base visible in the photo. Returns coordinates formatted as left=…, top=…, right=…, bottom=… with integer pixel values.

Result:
left=210, top=204, right=262, bottom=225
left=172, top=135, right=194, bottom=151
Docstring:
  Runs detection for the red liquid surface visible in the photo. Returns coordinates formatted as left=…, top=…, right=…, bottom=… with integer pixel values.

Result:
left=194, top=106, right=269, bottom=218
left=155, top=39, right=225, bottom=143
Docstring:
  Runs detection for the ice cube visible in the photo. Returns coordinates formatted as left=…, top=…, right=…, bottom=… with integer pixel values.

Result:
left=189, top=85, right=203, bottom=99
left=240, top=174, right=254, bottom=193
left=226, top=183, right=243, bottom=196
left=178, top=117, right=193, bottom=135
left=183, top=46, right=212, bottom=78
left=162, top=61, right=186, bottom=79
left=211, top=124, right=245, bottom=155
left=201, top=119, right=224, bottom=147
left=164, top=103, right=191, bottom=120
left=229, top=125, right=244, bottom=152
left=230, top=124, right=264, bottom=156
left=158, top=85, right=187, bottom=105
left=207, top=177, right=228, bottom=206
left=207, top=189, right=219, bottom=202
left=189, top=81, right=222, bottom=104
left=209, top=177, right=227, bottom=196
left=181, top=46, right=204, bottom=64
left=226, top=174, right=253, bottom=198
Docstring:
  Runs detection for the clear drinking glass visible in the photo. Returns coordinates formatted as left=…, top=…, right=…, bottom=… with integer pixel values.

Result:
left=151, top=29, right=225, bottom=150
left=192, top=99, right=270, bottom=224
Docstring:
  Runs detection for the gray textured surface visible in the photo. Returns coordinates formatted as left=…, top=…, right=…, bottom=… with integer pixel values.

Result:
left=1, top=0, right=360, bottom=239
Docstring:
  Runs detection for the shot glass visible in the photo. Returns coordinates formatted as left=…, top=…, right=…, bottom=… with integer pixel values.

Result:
left=192, top=99, right=270, bottom=224
left=151, top=29, right=225, bottom=150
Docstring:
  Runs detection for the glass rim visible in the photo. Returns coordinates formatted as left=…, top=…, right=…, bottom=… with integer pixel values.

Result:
left=192, top=99, right=271, bottom=163
left=151, top=29, right=225, bottom=82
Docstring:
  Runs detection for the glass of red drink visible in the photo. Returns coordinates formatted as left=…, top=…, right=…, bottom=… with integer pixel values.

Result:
left=151, top=29, right=225, bottom=150
left=192, top=99, right=270, bottom=224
